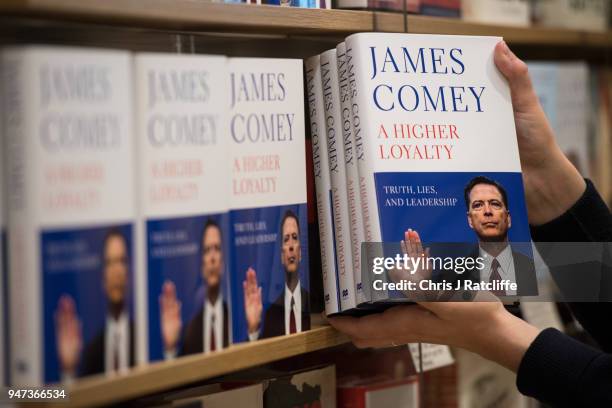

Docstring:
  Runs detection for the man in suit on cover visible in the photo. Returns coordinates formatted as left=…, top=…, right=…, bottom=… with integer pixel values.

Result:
left=243, top=210, right=310, bottom=340
left=160, top=219, right=230, bottom=358
left=55, top=228, right=135, bottom=380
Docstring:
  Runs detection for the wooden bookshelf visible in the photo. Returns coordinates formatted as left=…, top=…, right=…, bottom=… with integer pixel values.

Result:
left=1, top=0, right=611, bottom=47
left=32, top=324, right=348, bottom=408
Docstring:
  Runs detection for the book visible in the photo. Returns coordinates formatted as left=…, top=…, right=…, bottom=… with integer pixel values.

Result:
left=528, top=62, right=590, bottom=177
left=133, top=53, right=232, bottom=363
left=173, top=383, right=264, bottom=408
left=335, top=0, right=419, bottom=12
left=305, top=54, right=341, bottom=316
left=338, top=376, right=419, bottom=408
left=3, top=46, right=136, bottom=385
left=320, top=49, right=357, bottom=312
left=336, top=43, right=367, bottom=306
left=227, top=58, right=310, bottom=342
left=420, top=0, right=461, bottom=17
left=462, top=0, right=529, bottom=27
left=345, top=33, right=536, bottom=303
left=533, top=0, right=609, bottom=32
left=261, top=0, right=318, bottom=7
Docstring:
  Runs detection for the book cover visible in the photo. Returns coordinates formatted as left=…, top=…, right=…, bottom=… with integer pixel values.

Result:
left=228, top=58, right=310, bottom=342
left=335, top=0, right=419, bottom=12
left=528, top=62, right=590, bottom=177
left=462, top=0, right=529, bottom=27
left=173, top=383, right=264, bottom=408
left=533, top=0, right=608, bottom=32
left=305, top=55, right=341, bottom=316
left=262, top=0, right=317, bottom=7
left=320, top=49, right=357, bottom=311
left=3, top=46, right=136, bottom=384
left=420, top=0, right=461, bottom=17
left=336, top=43, right=367, bottom=306
left=345, top=33, right=536, bottom=302
left=338, top=376, right=419, bottom=408
left=134, top=53, right=232, bottom=363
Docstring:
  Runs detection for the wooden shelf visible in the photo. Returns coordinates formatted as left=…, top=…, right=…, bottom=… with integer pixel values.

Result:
left=35, top=325, right=348, bottom=408
left=1, top=0, right=610, bottom=47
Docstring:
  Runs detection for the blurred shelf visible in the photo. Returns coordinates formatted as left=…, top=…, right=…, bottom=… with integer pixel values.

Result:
left=0, top=0, right=610, bottom=47
left=37, top=324, right=348, bottom=408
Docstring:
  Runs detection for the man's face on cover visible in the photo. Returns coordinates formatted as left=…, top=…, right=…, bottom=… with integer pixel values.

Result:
left=467, top=184, right=511, bottom=242
left=202, top=225, right=223, bottom=290
left=103, top=234, right=128, bottom=305
left=281, top=217, right=301, bottom=275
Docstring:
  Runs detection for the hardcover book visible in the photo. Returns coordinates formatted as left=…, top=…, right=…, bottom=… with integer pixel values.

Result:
left=338, top=376, right=419, bottom=408
left=3, top=46, right=136, bottom=384
left=227, top=58, right=310, bottom=342
left=345, top=33, right=536, bottom=302
left=336, top=42, right=367, bottom=306
left=335, top=0, right=419, bottom=12
left=305, top=54, right=341, bottom=316
left=320, top=49, right=357, bottom=311
left=134, top=53, right=232, bottom=363
left=462, top=0, right=529, bottom=27
left=420, top=0, right=460, bottom=18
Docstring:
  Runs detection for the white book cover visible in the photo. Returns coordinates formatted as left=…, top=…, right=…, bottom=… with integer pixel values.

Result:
left=336, top=42, right=367, bottom=306
left=534, top=0, right=608, bottom=32
left=3, top=46, right=135, bottom=385
left=173, top=383, right=263, bottom=408
left=462, top=0, right=529, bottom=27
left=528, top=62, right=590, bottom=177
left=345, top=33, right=536, bottom=302
left=320, top=49, right=357, bottom=311
left=134, top=53, right=231, bottom=364
left=227, top=58, right=309, bottom=342
left=305, top=55, right=341, bottom=316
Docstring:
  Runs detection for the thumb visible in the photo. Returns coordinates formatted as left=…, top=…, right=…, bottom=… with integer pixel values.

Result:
left=493, top=41, right=540, bottom=113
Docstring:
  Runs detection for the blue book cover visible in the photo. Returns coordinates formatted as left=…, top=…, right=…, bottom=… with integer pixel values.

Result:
left=228, top=58, right=310, bottom=343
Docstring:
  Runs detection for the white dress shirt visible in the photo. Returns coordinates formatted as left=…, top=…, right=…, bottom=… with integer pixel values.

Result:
left=284, top=281, right=302, bottom=335
left=104, top=311, right=129, bottom=374
left=203, top=295, right=224, bottom=352
left=479, top=245, right=517, bottom=296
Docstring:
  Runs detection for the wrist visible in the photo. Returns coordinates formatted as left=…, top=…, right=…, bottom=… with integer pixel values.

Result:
left=470, top=308, right=539, bottom=372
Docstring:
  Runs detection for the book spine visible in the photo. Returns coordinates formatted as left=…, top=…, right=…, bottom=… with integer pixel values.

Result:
left=305, top=55, right=340, bottom=316
left=344, top=42, right=375, bottom=304
left=3, top=50, right=42, bottom=385
left=336, top=43, right=367, bottom=306
left=320, top=49, right=357, bottom=311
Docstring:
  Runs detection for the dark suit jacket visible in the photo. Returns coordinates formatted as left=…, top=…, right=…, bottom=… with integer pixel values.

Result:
left=447, top=245, right=539, bottom=298
left=180, top=301, right=230, bottom=356
left=80, top=321, right=135, bottom=377
left=261, top=287, right=310, bottom=339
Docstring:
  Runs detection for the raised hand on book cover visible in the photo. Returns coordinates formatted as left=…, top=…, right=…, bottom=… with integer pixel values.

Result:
left=389, top=229, right=434, bottom=301
left=160, top=280, right=182, bottom=353
left=243, top=267, right=263, bottom=336
left=55, top=294, right=83, bottom=377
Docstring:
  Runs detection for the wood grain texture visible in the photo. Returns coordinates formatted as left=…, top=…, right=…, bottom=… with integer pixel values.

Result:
left=0, top=0, right=610, bottom=46
left=33, top=325, right=347, bottom=408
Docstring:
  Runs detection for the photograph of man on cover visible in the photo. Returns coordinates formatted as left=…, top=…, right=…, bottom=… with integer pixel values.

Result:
left=54, top=228, right=134, bottom=380
left=159, top=218, right=230, bottom=358
left=243, top=209, right=310, bottom=340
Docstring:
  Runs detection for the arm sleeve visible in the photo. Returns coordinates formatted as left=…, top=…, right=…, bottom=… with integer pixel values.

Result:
left=517, top=328, right=612, bottom=407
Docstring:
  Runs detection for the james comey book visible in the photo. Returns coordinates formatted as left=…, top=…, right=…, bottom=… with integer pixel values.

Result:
left=228, top=58, right=310, bottom=343
left=345, top=33, right=536, bottom=302
left=134, top=54, right=231, bottom=363
left=3, top=46, right=136, bottom=384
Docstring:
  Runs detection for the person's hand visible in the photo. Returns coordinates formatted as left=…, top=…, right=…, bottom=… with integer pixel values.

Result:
left=159, top=280, right=182, bottom=351
left=328, top=299, right=540, bottom=372
left=55, top=295, right=83, bottom=375
left=494, top=41, right=585, bottom=225
left=389, top=229, right=435, bottom=301
left=243, top=267, right=263, bottom=334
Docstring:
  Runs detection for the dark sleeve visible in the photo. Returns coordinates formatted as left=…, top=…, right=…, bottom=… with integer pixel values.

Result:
left=530, top=179, right=611, bottom=243
left=517, top=328, right=612, bottom=407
